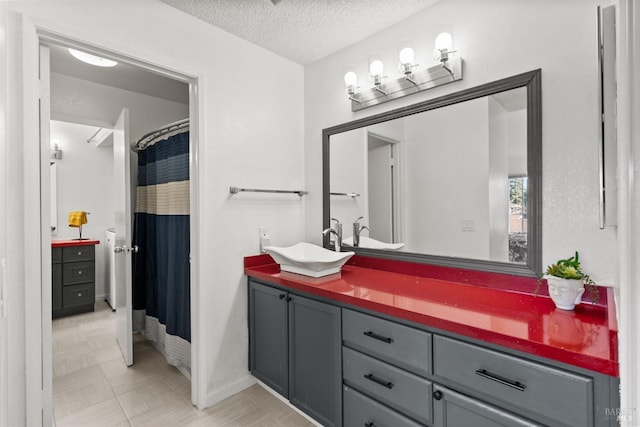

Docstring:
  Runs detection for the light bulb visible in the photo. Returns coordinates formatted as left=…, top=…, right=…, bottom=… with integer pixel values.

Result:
left=344, top=71, right=357, bottom=87
left=434, top=33, right=453, bottom=52
left=369, top=59, right=384, bottom=76
left=398, top=47, right=415, bottom=65
left=69, top=48, right=118, bottom=67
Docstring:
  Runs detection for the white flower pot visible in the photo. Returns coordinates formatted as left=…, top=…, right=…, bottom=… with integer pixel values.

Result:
left=546, top=276, right=585, bottom=310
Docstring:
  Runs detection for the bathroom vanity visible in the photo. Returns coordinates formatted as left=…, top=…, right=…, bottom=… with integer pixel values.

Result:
left=245, top=254, right=619, bottom=427
left=51, top=239, right=99, bottom=318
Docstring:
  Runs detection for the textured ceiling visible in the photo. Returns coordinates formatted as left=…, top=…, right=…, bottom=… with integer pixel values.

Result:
left=159, top=0, right=440, bottom=64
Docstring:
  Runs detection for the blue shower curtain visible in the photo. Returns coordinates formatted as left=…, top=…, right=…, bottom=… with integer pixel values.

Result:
left=132, top=129, right=190, bottom=370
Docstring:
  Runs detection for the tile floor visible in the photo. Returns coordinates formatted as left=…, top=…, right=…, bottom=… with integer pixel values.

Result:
left=53, top=301, right=315, bottom=426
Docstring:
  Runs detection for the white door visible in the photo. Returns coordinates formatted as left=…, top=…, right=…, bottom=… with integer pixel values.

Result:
left=368, top=136, right=394, bottom=243
left=113, top=108, right=133, bottom=366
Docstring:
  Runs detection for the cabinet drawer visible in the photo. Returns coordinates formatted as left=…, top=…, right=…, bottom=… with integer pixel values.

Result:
left=344, top=385, right=423, bottom=427
left=434, top=385, right=541, bottom=427
left=62, top=245, right=94, bottom=262
left=62, top=261, right=95, bottom=285
left=433, top=335, right=593, bottom=427
left=342, top=308, right=432, bottom=377
left=52, top=247, right=62, bottom=263
left=62, top=283, right=94, bottom=308
left=343, top=347, right=433, bottom=425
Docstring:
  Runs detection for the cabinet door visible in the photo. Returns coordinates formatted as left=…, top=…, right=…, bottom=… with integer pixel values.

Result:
left=433, top=385, right=540, bottom=427
left=288, top=294, right=342, bottom=427
left=248, top=281, right=288, bottom=397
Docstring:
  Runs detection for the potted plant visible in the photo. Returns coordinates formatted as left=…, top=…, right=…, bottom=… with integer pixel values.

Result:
left=544, top=251, right=598, bottom=310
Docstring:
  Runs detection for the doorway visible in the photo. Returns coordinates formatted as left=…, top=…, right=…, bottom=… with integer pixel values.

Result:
left=367, top=132, right=402, bottom=244
left=39, top=34, right=201, bottom=422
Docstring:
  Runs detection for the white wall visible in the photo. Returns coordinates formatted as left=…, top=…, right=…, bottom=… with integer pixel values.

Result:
left=7, top=0, right=305, bottom=417
left=50, top=120, right=114, bottom=299
left=329, top=128, right=368, bottom=236
left=51, top=72, right=189, bottom=144
left=305, top=0, right=617, bottom=285
left=404, top=98, right=490, bottom=258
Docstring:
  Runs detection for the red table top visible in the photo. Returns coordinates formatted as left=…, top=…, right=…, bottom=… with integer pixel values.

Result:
left=245, top=254, right=618, bottom=377
left=52, top=239, right=100, bottom=247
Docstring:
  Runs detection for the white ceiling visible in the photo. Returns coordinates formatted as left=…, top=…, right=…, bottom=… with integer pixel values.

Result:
left=49, top=0, right=440, bottom=103
left=159, top=0, right=440, bottom=65
left=48, top=44, right=189, bottom=104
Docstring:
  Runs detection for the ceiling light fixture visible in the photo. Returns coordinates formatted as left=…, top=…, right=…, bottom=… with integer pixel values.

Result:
left=68, top=48, right=118, bottom=67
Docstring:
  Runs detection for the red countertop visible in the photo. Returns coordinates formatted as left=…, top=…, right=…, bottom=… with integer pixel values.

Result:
left=52, top=239, right=100, bottom=248
left=245, top=254, right=618, bottom=377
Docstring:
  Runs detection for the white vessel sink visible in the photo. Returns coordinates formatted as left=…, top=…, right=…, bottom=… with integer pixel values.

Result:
left=263, top=242, right=354, bottom=278
left=343, top=236, right=405, bottom=251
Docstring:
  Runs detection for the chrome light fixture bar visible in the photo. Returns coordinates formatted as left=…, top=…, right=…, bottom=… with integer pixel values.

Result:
left=345, top=32, right=463, bottom=111
left=349, top=57, right=462, bottom=112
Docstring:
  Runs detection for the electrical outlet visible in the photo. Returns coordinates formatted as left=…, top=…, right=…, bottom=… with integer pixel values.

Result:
left=259, top=227, right=271, bottom=253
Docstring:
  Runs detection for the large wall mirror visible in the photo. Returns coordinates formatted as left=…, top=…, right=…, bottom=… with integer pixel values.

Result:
left=323, top=69, right=541, bottom=277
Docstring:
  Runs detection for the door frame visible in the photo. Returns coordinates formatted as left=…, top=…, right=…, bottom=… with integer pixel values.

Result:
left=366, top=131, right=404, bottom=244
left=27, top=24, right=204, bottom=420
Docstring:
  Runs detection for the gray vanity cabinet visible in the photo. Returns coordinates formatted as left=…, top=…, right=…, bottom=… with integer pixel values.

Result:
left=248, top=281, right=289, bottom=396
left=248, top=277, right=620, bottom=427
left=248, top=279, right=342, bottom=427
left=288, top=291, right=342, bottom=427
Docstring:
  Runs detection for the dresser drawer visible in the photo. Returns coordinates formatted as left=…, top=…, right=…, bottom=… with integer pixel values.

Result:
left=342, top=309, right=432, bottom=377
left=62, top=245, right=95, bottom=262
left=343, top=347, right=433, bottom=425
left=344, top=385, right=423, bottom=427
left=62, top=261, right=95, bottom=285
left=433, top=335, right=593, bottom=427
left=52, top=247, right=62, bottom=263
left=62, top=283, right=94, bottom=308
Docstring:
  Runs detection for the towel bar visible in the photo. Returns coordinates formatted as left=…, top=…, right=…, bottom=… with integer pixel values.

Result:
left=229, top=186, right=307, bottom=197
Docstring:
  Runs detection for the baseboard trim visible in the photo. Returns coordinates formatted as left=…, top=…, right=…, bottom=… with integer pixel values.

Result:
left=255, top=380, right=322, bottom=426
left=205, top=374, right=256, bottom=408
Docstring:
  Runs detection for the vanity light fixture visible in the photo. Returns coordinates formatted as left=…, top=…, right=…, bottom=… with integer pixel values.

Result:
left=344, top=34, right=463, bottom=112
left=399, top=46, right=418, bottom=85
left=369, top=59, right=387, bottom=95
left=68, top=48, right=118, bottom=67
left=399, top=46, right=416, bottom=75
left=433, top=32, right=455, bottom=63
left=344, top=71, right=359, bottom=101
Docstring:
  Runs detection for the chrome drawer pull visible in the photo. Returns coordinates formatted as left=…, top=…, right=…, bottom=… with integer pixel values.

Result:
left=364, top=373, right=394, bottom=389
left=363, top=330, right=393, bottom=344
left=475, top=369, right=526, bottom=391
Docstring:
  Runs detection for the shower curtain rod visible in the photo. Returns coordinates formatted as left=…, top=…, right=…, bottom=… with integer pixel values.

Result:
left=132, top=118, right=189, bottom=152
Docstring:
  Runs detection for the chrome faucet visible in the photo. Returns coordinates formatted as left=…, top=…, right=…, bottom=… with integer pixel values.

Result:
left=322, top=218, right=343, bottom=252
left=352, top=216, right=369, bottom=247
